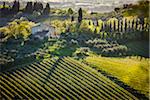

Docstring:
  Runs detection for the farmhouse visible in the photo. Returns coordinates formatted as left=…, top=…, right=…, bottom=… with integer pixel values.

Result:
left=31, top=23, right=59, bottom=40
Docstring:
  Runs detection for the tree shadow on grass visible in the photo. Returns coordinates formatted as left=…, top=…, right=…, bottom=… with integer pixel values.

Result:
left=0, top=38, right=48, bottom=72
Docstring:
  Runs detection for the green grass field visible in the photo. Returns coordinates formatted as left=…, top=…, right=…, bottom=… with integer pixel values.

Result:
left=0, top=57, right=137, bottom=99
left=84, top=56, right=149, bottom=97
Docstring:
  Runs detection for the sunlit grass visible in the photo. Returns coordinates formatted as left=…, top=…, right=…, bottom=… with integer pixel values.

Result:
left=84, top=56, right=149, bottom=97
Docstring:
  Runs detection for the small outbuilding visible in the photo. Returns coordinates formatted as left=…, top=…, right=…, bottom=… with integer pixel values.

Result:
left=31, top=23, right=59, bottom=40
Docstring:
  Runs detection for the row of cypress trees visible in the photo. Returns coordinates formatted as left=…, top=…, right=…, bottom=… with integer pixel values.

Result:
left=93, top=18, right=148, bottom=33
left=25, top=2, right=50, bottom=15
left=0, top=1, right=50, bottom=16
left=0, top=1, right=20, bottom=15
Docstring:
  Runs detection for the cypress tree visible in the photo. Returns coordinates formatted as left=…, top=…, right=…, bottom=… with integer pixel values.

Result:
left=109, top=21, right=112, bottom=32
left=25, top=2, right=33, bottom=13
left=89, top=21, right=91, bottom=25
left=135, top=19, right=138, bottom=30
left=93, top=22, right=95, bottom=26
left=114, top=20, right=116, bottom=31
left=78, top=8, right=83, bottom=23
left=38, top=2, right=43, bottom=12
left=128, top=20, right=131, bottom=32
left=33, top=2, right=38, bottom=11
left=139, top=17, right=144, bottom=31
left=3, top=2, right=5, bottom=8
left=124, top=18, right=127, bottom=32
left=120, top=20, right=123, bottom=32
left=101, top=22, right=103, bottom=31
left=96, top=20, right=99, bottom=26
left=11, top=0, right=20, bottom=13
left=132, top=19, right=135, bottom=31
left=43, top=3, right=50, bottom=15
left=71, top=16, right=74, bottom=22
left=118, top=19, right=120, bottom=32
left=104, top=22, right=107, bottom=32
left=94, top=28, right=97, bottom=34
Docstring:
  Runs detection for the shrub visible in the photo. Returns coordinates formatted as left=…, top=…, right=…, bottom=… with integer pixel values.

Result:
left=86, top=39, right=128, bottom=56
left=73, top=47, right=92, bottom=59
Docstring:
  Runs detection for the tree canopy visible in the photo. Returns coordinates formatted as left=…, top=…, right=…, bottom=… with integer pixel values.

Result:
left=0, top=18, right=35, bottom=41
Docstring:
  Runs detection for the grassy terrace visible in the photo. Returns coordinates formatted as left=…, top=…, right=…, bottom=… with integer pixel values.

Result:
left=84, top=56, right=149, bottom=97
left=0, top=57, right=137, bottom=99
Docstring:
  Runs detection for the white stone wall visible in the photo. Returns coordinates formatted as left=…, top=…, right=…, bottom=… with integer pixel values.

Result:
left=31, top=23, right=58, bottom=39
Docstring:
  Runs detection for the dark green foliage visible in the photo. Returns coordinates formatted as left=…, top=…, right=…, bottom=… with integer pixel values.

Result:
left=94, top=28, right=98, bottom=34
left=86, top=39, right=128, bottom=56
left=124, top=18, right=127, bottom=32
left=114, top=7, right=120, bottom=12
left=132, top=19, right=134, bottom=30
left=128, top=20, right=131, bottom=31
left=39, top=2, right=43, bottom=11
left=96, top=20, right=99, bottom=26
left=109, top=21, right=112, bottom=32
left=71, top=16, right=74, bottom=22
left=25, top=2, right=33, bottom=13
left=139, top=17, right=144, bottom=30
left=68, top=8, right=73, bottom=15
left=11, top=0, right=20, bottom=13
left=0, top=2, right=10, bottom=16
left=120, top=20, right=123, bottom=32
left=89, top=21, right=92, bottom=25
left=33, top=2, right=38, bottom=11
left=78, top=8, right=83, bottom=23
left=73, top=47, right=91, bottom=59
left=43, top=3, right=50, bottom=15
left=118, top=20, right=120, bottom=31
left=101, top=22, right=103, bottom=31
left=135, top=19, right=138, bottom=30
left=33, top=2, right=43, bottom=12
left=113, top=20, right=116, bottom=31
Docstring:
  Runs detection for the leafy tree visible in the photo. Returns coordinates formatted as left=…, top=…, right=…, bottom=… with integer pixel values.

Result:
left=0, top=19, right=35, bottom=41
left=43, top=3, right=50, bottom=15
left=78, top=8, right=83, bottom=23
left=68, top=8, right=73, bottom=15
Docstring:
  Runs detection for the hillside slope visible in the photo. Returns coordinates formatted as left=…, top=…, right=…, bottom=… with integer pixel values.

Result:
left=0, top=57, right=137, bottom=99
